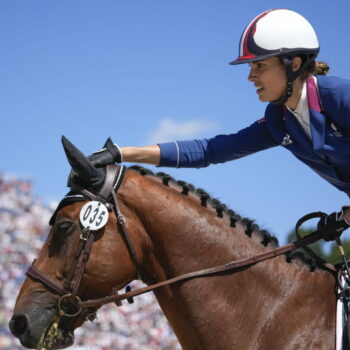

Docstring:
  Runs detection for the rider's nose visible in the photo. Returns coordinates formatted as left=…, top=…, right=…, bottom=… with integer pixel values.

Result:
left=248, top=68, right=255, bottom=82
left=9, top=313, right=29, bottom=338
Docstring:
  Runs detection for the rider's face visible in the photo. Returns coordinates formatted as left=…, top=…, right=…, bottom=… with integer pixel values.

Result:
left=248, top=57, right=287, bottom=102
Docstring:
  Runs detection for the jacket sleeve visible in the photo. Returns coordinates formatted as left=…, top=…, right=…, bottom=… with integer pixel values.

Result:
left=158, top=119, right=278, bottom=168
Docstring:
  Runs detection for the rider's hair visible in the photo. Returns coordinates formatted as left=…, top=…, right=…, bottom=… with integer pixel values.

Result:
left=306, top=60, right=330, bottom=76
left=300, top=60, right=329, bottom=80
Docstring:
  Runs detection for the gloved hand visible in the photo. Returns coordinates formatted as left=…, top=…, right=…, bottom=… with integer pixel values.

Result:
left=317, top=206, right=350, bottom=241
left=88, top=137, right=123, bottom=168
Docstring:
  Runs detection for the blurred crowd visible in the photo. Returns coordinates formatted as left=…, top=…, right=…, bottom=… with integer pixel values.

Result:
left=0, top=173, right=181, bottom=349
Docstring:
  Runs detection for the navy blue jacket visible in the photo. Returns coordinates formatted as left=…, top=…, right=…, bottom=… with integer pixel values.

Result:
left=158, top=75, right=350, bottom=196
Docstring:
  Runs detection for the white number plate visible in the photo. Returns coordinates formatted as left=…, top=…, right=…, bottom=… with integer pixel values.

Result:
left=79, top=201, right=109, bottom=230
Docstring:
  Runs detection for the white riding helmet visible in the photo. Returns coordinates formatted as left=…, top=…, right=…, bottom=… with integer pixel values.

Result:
left=230, top=9, right=320, bottom=105
left=230, top=9, right=319, bottom=65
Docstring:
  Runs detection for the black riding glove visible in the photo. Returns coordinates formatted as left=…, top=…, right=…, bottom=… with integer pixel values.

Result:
left=317, top=206, right=350, bottom=241
left=88, top=137, right=122, bottom=168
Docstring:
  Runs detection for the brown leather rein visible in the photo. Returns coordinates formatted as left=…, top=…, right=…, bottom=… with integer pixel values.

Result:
left=26, top=165, right=335, bottom=318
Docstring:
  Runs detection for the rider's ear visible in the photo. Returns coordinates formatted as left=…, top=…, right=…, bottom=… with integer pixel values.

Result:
left=292, top=57, right=303, bottom=72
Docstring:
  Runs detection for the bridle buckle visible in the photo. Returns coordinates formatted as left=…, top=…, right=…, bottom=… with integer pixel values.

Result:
left=80, top=227, right=91, bottom=241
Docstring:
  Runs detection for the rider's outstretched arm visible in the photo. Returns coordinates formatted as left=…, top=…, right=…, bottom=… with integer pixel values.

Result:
left=121, top=145, right=161, bottom=165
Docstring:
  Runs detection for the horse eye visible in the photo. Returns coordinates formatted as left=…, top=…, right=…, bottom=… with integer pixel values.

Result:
left=56, top=221, right=73, bottom=232
left=50, top=220, right=74, bottom=251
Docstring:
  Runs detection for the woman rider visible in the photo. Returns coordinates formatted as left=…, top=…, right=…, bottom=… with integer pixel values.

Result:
left=88, top=9, right=350, bottom=234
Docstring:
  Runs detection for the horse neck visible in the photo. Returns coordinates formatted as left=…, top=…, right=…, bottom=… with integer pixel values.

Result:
left=118, top=170, right=335, bottom=349
left=118, top=170, right=321, bottom=280
left=119, top=170, right=255, bottom=277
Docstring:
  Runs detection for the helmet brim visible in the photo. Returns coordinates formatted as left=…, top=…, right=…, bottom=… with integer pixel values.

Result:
left=229, top=57, right=261, bottom=65
left=229, top=48, right=319, bottom=66
left=229, top=52, right=278, bottom=65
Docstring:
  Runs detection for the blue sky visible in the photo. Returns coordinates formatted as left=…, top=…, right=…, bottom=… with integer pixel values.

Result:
left=1, top=0, right=350, bottom=244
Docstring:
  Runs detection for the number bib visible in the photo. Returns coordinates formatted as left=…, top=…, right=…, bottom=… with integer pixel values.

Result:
left=79, top=201, right=109, bottom=230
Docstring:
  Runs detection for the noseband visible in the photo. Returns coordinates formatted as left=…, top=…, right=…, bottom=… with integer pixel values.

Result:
left=26, top=164, right=140, bottom=319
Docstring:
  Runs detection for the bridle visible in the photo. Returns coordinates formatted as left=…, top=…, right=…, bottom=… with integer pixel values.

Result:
left=26, top=164, right=341, bottom=320
left=26, top=164, right=140, bottom=319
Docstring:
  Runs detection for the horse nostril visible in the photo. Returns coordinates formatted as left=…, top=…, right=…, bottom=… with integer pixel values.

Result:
left=9, top=314, right=29, bottom=338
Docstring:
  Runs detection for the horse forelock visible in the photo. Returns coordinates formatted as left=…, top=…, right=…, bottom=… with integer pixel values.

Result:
left=128, top=165, right=326, bottom=272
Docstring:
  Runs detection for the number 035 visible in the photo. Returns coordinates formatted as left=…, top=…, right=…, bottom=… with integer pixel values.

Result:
left=79, top=201, right=109, bottom=230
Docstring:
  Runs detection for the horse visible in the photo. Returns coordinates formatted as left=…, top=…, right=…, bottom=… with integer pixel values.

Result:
left=9, top=137, right=337, bottom=350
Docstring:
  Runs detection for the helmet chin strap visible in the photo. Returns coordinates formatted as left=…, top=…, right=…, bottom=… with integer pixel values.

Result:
left=271, top=56, right=299, bottom=106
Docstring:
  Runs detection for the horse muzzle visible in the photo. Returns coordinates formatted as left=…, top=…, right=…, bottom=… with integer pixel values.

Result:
left=9, top=310, right=75, bottom=349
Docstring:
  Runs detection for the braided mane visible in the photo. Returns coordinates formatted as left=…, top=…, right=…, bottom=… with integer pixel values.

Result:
left=128, top=166, right=323, bottom=271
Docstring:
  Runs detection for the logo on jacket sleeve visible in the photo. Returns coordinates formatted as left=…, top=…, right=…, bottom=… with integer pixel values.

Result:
left=282, top=134, right=293, bottom=146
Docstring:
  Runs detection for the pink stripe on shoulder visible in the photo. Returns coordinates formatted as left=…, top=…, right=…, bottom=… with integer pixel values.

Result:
left=306, top=77, right=322, bottom=112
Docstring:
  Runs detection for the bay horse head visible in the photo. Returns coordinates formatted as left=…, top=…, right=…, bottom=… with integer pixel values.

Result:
left=10, top=137, right=338, bottom=349
left=9, top=137, right=140, bottom=349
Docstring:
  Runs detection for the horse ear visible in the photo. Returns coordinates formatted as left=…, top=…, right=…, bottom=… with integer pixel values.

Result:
left=103, top=137, right=113, bottom=148
left=61, top=136, right=101, bottom=183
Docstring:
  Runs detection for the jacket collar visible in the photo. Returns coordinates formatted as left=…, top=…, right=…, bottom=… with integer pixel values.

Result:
left=307, top=76, right=323, bottom=112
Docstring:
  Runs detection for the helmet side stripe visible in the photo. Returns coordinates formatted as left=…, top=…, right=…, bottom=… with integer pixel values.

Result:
left=239, top=10, right=272, bottom=60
